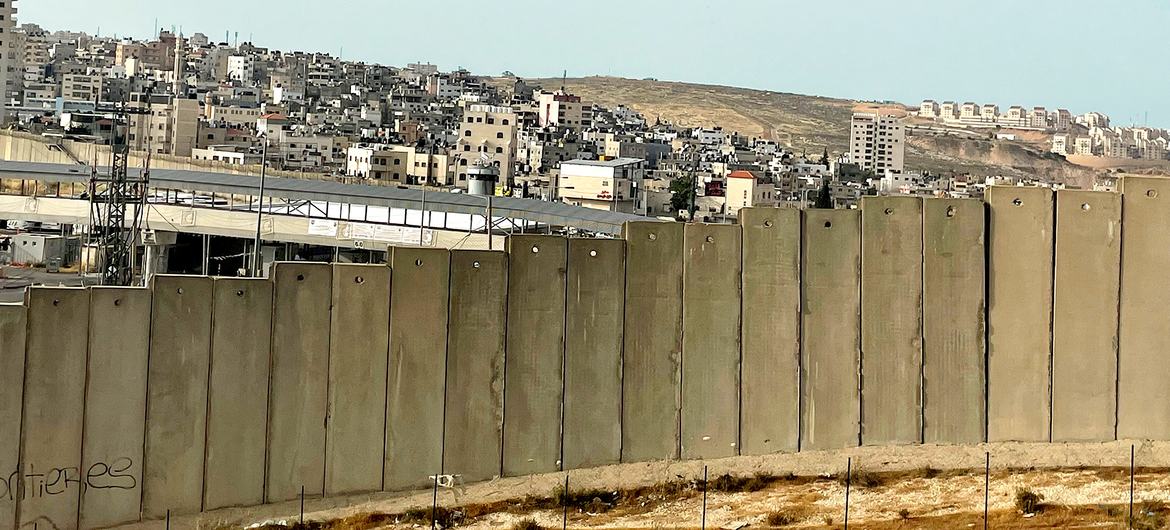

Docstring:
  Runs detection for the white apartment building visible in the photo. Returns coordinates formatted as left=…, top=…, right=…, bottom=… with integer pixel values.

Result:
left=849, top=113, right=905, bottom=175
left=127, top=94, right=201, bottom=157
left=205, top=104, right=261, bottom=127
left=345, top=143, right=411, bottom=182
left=557, top=158, right=644, bottom=213
left=537, top=91, right=592, bottom=130
left=227, top=55, right=255, bottom=83
left=918, top=100, right=940, bottom=119
left=693, top=127, right=726, bottom=145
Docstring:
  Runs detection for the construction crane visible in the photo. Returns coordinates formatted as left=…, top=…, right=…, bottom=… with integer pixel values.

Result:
left=89, top=98, right=153, bottom=286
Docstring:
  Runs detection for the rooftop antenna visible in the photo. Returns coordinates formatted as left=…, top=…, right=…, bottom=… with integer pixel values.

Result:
left=153, top=18, right=158, bottom=39
left=561, top=70, right=566, bottom=92
left=234, top=31, right=239, bottom=48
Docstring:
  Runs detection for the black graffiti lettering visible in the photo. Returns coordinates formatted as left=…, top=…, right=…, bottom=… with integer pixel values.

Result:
left=85, top=458, right=136, bottom=490
left=2, top=458, right=137, bottom=500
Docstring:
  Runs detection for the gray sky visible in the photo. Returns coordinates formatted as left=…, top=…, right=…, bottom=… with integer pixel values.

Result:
left=20, top=0, right=1170, bottom=126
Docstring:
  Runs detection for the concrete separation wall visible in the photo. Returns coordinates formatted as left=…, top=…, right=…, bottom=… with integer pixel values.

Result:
left=503, top=235, right=567, bottom=477
left=860, top=197, right=923, bottom=446
left=621, top=221, right=683, bottom=463
left=563, top=239, right=625, bottom=470
left=801, top=209, right=861, bottom=451
left=739, top=208, right=800, bottom=455
left=681, top=224, right=742, bottom=460
left=19, top=288, right=89, bottom=530
left=326, top=264, right=391, bottom=496
left=1118, top=177, right=1170, bottom=439
left=443, top=250, right=507, bottom=483
left=0, top=305, right=26, bottom=530
left=987, top=186, right=1053, bottom=442
left=81, top=288, right=150, bottom=529
left=266, top=263, right=332, bottom=502
left=386, top=249, right=449, bottom=491
left=142, top=276, right=212, bottom=518
left=204, top=279, right=273, bottom=511
left=922, top=199, right=986, bottom=444
left=1051, top=191, right=1121, bottom=442
left=8, top=185, right=1170, bottom=526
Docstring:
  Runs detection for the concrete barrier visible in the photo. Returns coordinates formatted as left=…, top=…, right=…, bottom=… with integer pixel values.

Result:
left=621, top=221, right=683, bottom=462
left=266, top=263, right=332, bottom=502
left=18, top=288, right=89, bottom=530
left=1051, top=191, right=1121, bottom=442
left=204, top=279, right=273, bottom=511
left=987, top=187, right=1053, bottom=442
left=80, top=288, right=151, bottom=529
left=503, top=235, right=567, bottom=476
left=326, top=264, right=391, bottom=495
left=142, top=276, right=213, bottom=518
left=922, top=199, right=986, bottom=444
left=801, top=209, right=861, bottom=451
left=739, top=208, right=801, bottom=455
left=0, top=305, right=27, bottom=530
left=1118, top=177, right=1170, bottom=439
left=563, top=239, right=625, bottom=470
left=386, top=249, right=449, bottom=490
left=681, top=224, right=742, bottom=459
left=860, top=197, right=923, bottom=445
left=443, top=250, right=507, bottom=483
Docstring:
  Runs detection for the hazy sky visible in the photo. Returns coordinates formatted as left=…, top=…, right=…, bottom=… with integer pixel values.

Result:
left=20, top=0, right=1170, bottom=126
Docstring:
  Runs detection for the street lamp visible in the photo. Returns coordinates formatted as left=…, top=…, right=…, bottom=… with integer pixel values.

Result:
left=251, top=135, right=268, bottom=276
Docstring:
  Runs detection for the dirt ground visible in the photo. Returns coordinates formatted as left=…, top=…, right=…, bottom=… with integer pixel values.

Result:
left=120, top=440, right=1170, bottom=530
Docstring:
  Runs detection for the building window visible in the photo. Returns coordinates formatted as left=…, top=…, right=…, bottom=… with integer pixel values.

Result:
left=495, top=147, right=503, bottom=154
left=464, top=130, right=471, bottom=136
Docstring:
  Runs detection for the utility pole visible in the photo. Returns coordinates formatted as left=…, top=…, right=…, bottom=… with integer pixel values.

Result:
left=252, top=137, right=269, bottom=277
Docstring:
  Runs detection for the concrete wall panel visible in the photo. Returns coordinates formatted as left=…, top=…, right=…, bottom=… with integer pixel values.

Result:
left=142, top=276, right=212, bottom=518
left=860, top=197, right=923, bottom=445
left=801, top=210, right=861, bottom=451
left=266, top=263, right=332, bottom=502
left=621, top=222, right=683, bottom=462
left=502, top=235, right=567, bottom=476
left=1118, top=177, right=1170, bottom=439
left=987, top=186, right=1053, bottom=442
left=18, top=288, right=88, bottom=530
left=326, top=264, right=390, bottom=495
left=386, top=249, right=449, bottom=490
left=80, top=288, right=150, bottom=529
left=563, top=239, right=625, bottom=469
left=443, top=251, right=506, bottom=483
left=739, top=208, right=801, bottom=455
left=204, top=279, right=272, bottom=511
left=0, top=305, right=26, bottom=530
left=681, top=224, right=742, bottom=459
left=922, top=199, right=986, bottom=444
left=1051, top=190, right=1120, bottom=442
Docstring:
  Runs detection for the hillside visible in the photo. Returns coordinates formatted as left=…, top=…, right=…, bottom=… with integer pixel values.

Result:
left=512, top=76, right=1111, bottom=185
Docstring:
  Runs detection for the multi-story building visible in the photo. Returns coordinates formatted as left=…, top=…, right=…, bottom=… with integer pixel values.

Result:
left=60, top=73, right=101, bottom=102
left=959, top=102, right=980, bottom=122
left=1029, top=107, right=1048, bottom=129
left=725, top=170, right=775, bottom=215
left=918, top=100, right=940, bottom=119
left=227, top=55, right=255, bottom=83
left=345, top=143, right=411, bottom=182
left=205, top=104, right=261, bottom=127
left=557, top=157, right=644, bottom=213
left=939, top=101, right=959, bottom=121
left=127, top=93, right=200, bottom=157
left=1051, top=109, right=1072, bottom=131
left=0, top=0, right=16, bottom=121
left=537, top=90, right=591, bottom=130
left=455, top=103, right=517, bottom=185
left=848, top=112, right=905, bottom=175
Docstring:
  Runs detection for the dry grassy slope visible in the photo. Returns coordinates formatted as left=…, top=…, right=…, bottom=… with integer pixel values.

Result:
left=509, top=76, right=1106, bottom=183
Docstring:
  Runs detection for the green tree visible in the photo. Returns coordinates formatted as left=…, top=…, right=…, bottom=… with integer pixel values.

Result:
left=669, top=176, right=696, bottom=218
left=819, top=148, right=830, bottom=168
left=814, top=180, right=833, bottom=209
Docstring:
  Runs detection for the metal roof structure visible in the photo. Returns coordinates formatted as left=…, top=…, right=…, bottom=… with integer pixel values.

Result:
left=0, top=161, right=649, bottom=234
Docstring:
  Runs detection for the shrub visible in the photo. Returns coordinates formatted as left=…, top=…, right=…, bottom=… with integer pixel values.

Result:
left=512, top=518, right=543, bottom=530
left=1015, top=489, right=1044, bottom=515
left=764, top=510, right=798, bottom=526
left=1132, top=500, right=1167, bottom=530
left=898, top=508, right=911, bottom=520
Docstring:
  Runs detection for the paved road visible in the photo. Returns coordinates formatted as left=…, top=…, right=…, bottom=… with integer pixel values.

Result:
left=0, top=266, right=90, bottom=303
